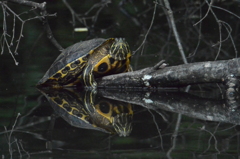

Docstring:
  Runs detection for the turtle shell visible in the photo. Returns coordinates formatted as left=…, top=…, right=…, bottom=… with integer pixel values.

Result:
left=37, top=38, right=131, bottom=88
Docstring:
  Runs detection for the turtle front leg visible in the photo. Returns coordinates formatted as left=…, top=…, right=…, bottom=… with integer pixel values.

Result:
left=82, top=65, right=97, bottom=89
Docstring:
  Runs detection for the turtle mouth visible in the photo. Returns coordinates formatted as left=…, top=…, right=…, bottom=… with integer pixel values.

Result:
left=110, top=38, right=130, bottom=60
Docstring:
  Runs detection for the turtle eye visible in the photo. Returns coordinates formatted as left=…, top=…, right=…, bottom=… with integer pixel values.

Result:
left=97, top=62, right=109, bottom=73
left=110, top=38, right=130, bottom=60
left=99, top=101, right=110, bottom=114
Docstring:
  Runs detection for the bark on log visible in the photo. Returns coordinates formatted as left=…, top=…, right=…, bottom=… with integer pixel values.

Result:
left=97, top=58, right=240, bottom=89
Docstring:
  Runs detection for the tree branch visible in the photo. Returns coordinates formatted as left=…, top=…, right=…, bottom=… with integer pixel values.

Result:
left=7, top=0, right=63, bottom=51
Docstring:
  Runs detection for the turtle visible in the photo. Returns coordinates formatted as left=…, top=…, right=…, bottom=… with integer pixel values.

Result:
left=38, top=87, right=133, bottom=136
left=37, top=38, right=132, bottom=88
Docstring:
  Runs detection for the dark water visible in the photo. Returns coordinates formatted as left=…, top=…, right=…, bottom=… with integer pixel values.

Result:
left=1, top=1, right=240, bottom=159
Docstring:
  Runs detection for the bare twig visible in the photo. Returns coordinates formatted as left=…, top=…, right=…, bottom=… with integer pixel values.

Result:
left=133, top=1, right=157, bottom=55
left=193, top=0, right=213, bottom=26
left=166, top=114, right=182, bottom=158
left=4, top=0, right=63, bottom=57
left=193, top=0, right=237, bottom=61
left=189, top=2, right=203, bottom=59
left=203, top=0, right=223, bottom=61
left=162, top=0, right=188, bottom=64
left=62, top=0, right=111, bottom=28
left=3, top=113, right=21, bottom=158
left=19, top=140, right=30, bottom=158
left=62, top=0, right=76, bottom=27
left=148, top=109, right=164, bottom=151
left=0, top=2, right=19, bottom=65
left=200, top=125, right=220, bottom=154
left=214, top=20, right=237, bottom=58
left=212, top=5, right=240, bottom=20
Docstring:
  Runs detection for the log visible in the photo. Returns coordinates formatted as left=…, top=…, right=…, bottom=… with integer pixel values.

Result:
left=97, top=58, right=240, bottom=89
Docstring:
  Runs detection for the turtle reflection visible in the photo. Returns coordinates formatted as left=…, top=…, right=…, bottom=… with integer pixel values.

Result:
left=39, top=88, right=133, bottom=136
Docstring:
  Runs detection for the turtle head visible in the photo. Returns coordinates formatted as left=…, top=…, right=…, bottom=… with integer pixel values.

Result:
left=112, top=113, right=132, bottom=137
left=110, top=38, right=131, bottom=60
